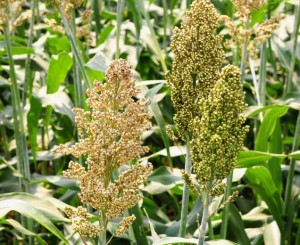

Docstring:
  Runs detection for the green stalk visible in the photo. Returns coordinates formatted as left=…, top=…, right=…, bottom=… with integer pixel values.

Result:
left=128, top=205, right=148, bottom=245
left=0, top=125, right=11, bottom=160
left=115, top=0, right=124, bottom=59
left=240, top=17, right=250, bottom=81
left=92, top=0, right=102, bottom=42
left=58, top=6, right=91, bottom=89
left=137, top=0, right=168, bottom=74
left=283, top=111, right=300, bottom=242
left=179, top=143, right=192, bottom=237
left=22, top=0, right=38, bottom=105
left=259, top=43, right=267, bottom=106
left=284, top=3, right=300, bottom=95
left=220, top=172, right=233, bottom=239
left=208, top=217, right=214, bottom=240
left=267, top=39, right=278, bottom=81
left=198, top=182, right=211, bottom=245
left=4, top=27, right=31, bottom=189
left=162, top=0, right=168, bottom=54
left=99, top=210, right=107, bottom=245
left=70, top=10, right=84, bottom=108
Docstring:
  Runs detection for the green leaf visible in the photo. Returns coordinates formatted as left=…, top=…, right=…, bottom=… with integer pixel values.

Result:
left=27, top=96, right=42, bottom=164
left=248, top=184, right=283, bottom=233
left=46, top=52, right=73, bottom=94
left=37, top=88, right=75, bottom=122
left=148, top=166, right=182, bottom=185
left=237, top=151, right=286, bottom=168
left=152, top=237, right=237, bottom=245
left=0, top=199, right=68, bottom=243
left=31, top=173, right=80, bottom=191
left=98, top=24, right=115, bottom=45
left=290, top=150, right=300, bottom=159
left=268, top=119, right=284, bottom=192
left=85, top=53, right=108, bottom=72
left=0, top=47, right=34, bottom=55
left=128, top=0, right=142, bottom=39
left=145, top=83, right=164, bottom=99
left=255, top=105, right=289, bottom=151
left=0, top=192, right=69, bottom=222
left=246, top=166, right=283, bottom=231
left=246, top=166, right=278, bottom=198
left=245, top=105, right=289, bottom=118
left=46, top=36, right=71, bottom=54
left=228, top=204, right=251, bottom=245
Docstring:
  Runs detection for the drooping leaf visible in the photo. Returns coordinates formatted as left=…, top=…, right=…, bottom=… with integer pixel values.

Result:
left=255, top=105, right=289, bottom=151
left=238, top=151, right=286, bottom=168
left=0, top=199, right=68, bottom=243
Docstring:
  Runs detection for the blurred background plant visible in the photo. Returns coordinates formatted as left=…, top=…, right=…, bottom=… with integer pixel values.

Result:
left=0, top=0, right=299, bottom=245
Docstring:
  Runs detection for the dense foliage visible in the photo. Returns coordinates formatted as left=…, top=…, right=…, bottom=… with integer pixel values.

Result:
left=0, top=0, right=299, bottom=245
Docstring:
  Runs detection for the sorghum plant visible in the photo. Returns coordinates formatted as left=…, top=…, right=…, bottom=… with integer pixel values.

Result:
left=167, top=0, right=248, bottom=244
left=53, top=59, right=152, bottom=244
left=219, top=0, right=282, bottom=79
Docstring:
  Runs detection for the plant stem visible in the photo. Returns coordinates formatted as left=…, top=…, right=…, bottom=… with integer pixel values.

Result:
left=198, top=183, right=211, bottom=245
left=4, top=27, right=31, bottom=190
left=284, top=2, right=300, bottom=95
left=283, top=111, right=300, bottom=243
left=179, top=143, right=192, bottom=237
left=240, top=17, right=250, bottom=82
left=162, top=0, right=168, bottom=54
left=99, top=210, right=107, bottom=245
left=208, top=217, right=214, bottom=240
left=92, top=0, right=102, bottom=42
left=259, top=43, right=267, bottom=106
left=23, top=0, right=38, bottom=106
left=115, top=0, right=124, bottom=59
left=220, top=172, right=233, bottom=239
left=58, top=6, right=91, bottom=89
left=137, top=0, right=168, bottom=74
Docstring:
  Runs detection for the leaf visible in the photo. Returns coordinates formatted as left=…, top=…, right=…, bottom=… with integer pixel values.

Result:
left=156, top=145, right=186, bottom=158
left=85, top=53, right=108, bottom=72
left=143, top=182, right=176, bottom=195
left=37, top=86, right=74, bottom=122
left=290, top=150, right=300, bottom=159
left=263, top=221, right=280, bottom=245
left=246, top=166, right=283, bottom=231
left=46, top=36, right=71, bottom=54
left=237, top=151, right=286, bottom=168
left=98, top=24, right=115, bottom=45
left=0, top=47, right=34, bottom=55
left=0, top=192, right=69, bottom=222
left=136, top=80, right=166, bottom=86
left=255, top=105, right=289, bottom=151
left=228, top=204, right=251, bottom=245
left=245, top=105, right=288, bottom=118
left=148, top=166, right=182, bottom=185
left=46, top=52, right=73, bottom=94
left=0, top=199, right=68, bottom=243
left=145, top=83, right=164, bottom=99
left=152, top=237, right=238, bottom=245
left=27, top=96, right=42, bottom=164
left=268, top=119, right=284, bottom=192
left=31, top=174, right=80, bottom=191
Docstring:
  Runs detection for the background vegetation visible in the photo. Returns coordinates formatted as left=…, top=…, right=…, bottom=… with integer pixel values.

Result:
left=0, top=0, right=299, bottom=244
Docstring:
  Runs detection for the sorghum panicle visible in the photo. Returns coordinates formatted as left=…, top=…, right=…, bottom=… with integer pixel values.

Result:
left=191, top=65, right=249, bottom=190
left=53, top=59, right=152, bottom=238
left=168, top=0, right=249, bottom=199
left=219, top=0, right=283, bottom=54
left=166, top=0, right=224, bottom=140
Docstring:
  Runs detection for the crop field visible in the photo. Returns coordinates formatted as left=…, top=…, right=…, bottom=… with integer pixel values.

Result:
left=0, top=0, right=299, bottom=245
